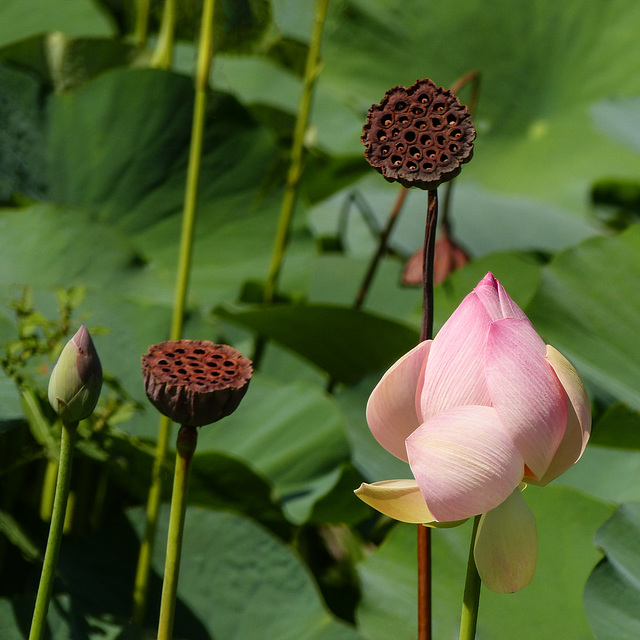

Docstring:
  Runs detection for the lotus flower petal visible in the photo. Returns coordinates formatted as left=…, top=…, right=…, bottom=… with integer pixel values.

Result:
left=531, top=345, right=592, bottom=485
left=485, top=318, right=567, bottom=479
left=473, top=272, right=528, bottom=321
left=354, top=479, right=436, bottom=523
left=366, top=341, right=431, bottom=461
left=474, top=486, right=537, bottom=593
left=419, top=293, right=492, bottom=421
left=545, top=345, right=591, bottom=450
left=406, top=405, right=525, bottom=521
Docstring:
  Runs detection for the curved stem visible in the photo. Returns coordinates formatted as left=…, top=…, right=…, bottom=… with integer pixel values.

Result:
left=324, top=186, right=409, bottom=392
left=132, top=0, right=215, bottom=623
left=262, top=0, right=330, bottom=305
left=134, top=0, right=151, bottom=47
left=157, top=426, right=198, bottom=640
left=28, top=420, right=78, bottom=640
left=418, top=188, right=438, bottom=640
left=354, top=187, right=408, bottom=310
left=449, top=70, right=481, bottom=114
left=39, top=458, right=58, bottom=522
left=151, top=0, right=176, bottom=69
left=420, top=190, right=439, bottom=342
left=459, top=515, right=482, bottom=640
left=131, top=414, right=172, bottom=622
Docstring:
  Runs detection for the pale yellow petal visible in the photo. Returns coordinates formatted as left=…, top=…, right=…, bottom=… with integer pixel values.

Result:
left=354, top=479, right=436, bottom=524
left=474, top=487, right=537, bottom=593
left=532, top=345, right=591, bottom=485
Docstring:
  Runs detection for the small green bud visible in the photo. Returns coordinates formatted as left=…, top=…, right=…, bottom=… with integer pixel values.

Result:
left=48, top=325, right=103, bottom=422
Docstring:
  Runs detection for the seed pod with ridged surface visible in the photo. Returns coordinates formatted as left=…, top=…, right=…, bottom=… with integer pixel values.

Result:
left=362, top=78, right=476, bottom=190
left=142, top=340, right=253, bottom=427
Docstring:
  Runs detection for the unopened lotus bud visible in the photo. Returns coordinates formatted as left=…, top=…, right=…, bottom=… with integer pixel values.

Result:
left=48, top=325, right=103, bottom=422
left=141, top=340, right=253, bottom=427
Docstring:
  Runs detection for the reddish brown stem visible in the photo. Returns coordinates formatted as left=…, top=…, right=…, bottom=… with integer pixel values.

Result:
left=449, top=70, right=481, bottom=113
left=420, top=190, right=439, bottom=343
left=416, top=73, right=478, bottom=639
left=418, top=188, right=438, bottom=640
left=418, top=524, right=432, bottom=640
left=354, top=187, right=409, bottom=310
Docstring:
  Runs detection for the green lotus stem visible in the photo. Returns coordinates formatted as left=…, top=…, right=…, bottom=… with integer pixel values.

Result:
left=157, top=426, right=198, bottom=640
left=28, top=420, right=78, bottom=640
left=134, top=0, right=151, bottom=47
left=459, top=515, right=482, bottom=640
left=151, top=0, right=176, bottom=69
left=262, top=0, right=330, bottom=304
left=39, top=459, right=57, bottom=522
left=132, top=0, right=215, bottom=623
left=132, top=414, right=171, bottom=622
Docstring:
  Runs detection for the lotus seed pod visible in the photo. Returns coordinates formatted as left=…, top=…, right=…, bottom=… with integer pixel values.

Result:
left=141, top=340, right=253, bottom=427
left=48, top=325, right=103, bottom=422
left=362, top=78, right=476, bottom=190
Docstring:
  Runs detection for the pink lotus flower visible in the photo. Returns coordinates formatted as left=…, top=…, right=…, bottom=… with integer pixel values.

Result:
left=355, top=273, right=591, bottom=592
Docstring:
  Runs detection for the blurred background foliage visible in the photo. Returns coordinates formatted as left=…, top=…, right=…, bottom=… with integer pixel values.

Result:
left=1, top=0, right=640, bottom=638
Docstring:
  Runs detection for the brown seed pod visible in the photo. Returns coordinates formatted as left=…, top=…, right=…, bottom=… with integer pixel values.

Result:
left=142, top=340, right=253, bottom=427
left=362, top=78, right=476, bottom=190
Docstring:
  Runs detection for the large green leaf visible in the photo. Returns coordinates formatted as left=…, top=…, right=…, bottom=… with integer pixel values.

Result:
left=319, top=0, right=640, bottom=207
left=197, top=373, right=353, bottom=523
left=357, top=485, right=611, bottom=640
left=0, top=371, right=22, bottom=421
left=591, top=96, right=640, bottom=155
left=0, top=203, right=146, bottom=288
left=189, top=450, right=291, bottom=537
left=584, top=502, right=640, bottom=639
left=47, top=66, right=280, bottom=231
left=0, top=65, right=298, bottom=430
left=0, top=34, right=141, bottom=92
left=47, top=67, right=195, bottom=226
left=214, top=0, right=640, bottom=220
left=307, top=174, right=589, bottom=282
left=154, top=507, right=364, bottom=639
left=101, top=429, right=292, bottom=539
left=156, top=509, right=359, bottom=640
left=526, top=223, right=640, bottom=409
left=335, top=375, right=412, bottom=482
left=554, top=444, right=640, bottom=507
left=0, top=599, right=28, bottom=640
left=44, top=505, right=365, bottom=639
left=0, top=64, right=48, bottom=202
left=589, top=404, right=640, bottom=450
left=44, top=66, right=290, bottom=306
left=216, top=303, right=419, bottom=384
left=0, top=0, right=114, bottom=48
